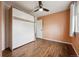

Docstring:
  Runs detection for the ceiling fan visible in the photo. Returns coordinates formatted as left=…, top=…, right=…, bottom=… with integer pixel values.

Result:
left=34, top=1, right=49, bottom=12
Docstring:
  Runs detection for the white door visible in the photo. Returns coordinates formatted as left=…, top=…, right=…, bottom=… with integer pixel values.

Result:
left=36, top=19, right=43, bottom=38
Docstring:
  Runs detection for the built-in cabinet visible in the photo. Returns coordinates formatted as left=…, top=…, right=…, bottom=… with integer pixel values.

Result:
left=8, top=7, right=35, bottom=50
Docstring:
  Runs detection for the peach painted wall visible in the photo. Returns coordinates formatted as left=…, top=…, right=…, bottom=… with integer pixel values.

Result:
left=38, top=10, right=71, bottom=43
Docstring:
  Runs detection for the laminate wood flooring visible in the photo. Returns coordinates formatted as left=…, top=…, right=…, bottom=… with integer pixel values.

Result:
left=2, top=39, right=77, bottom=57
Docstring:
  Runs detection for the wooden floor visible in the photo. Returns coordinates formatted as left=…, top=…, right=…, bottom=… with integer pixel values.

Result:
left=2, top=39, right=77, bottom=57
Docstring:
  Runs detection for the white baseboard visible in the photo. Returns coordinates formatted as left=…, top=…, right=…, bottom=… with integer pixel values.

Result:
left=42, top=38, right=71, bottom=45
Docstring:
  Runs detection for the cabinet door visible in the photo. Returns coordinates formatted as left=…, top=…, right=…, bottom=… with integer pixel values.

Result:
left=12, top=19, right=35, bottom=49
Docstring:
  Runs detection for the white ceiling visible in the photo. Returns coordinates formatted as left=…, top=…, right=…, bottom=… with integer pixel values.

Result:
left=10, top=1, right=71, bottom=17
